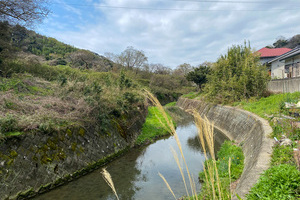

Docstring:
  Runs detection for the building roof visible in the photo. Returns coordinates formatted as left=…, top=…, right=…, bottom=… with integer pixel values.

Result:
left=257, top=47, right=292, bottom=58
left=268, top=45, right=300, bottom=64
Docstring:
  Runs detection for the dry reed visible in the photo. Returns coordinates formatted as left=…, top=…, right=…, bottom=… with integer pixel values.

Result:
left=159, top=172, right=177, bottom=200
left=101, top=91, right=233, bottom=200
left=101, top=168, right=120, bottom=200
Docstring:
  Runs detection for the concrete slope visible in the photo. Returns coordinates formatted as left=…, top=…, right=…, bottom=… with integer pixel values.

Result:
left=177, top=97, right=273, bottom=199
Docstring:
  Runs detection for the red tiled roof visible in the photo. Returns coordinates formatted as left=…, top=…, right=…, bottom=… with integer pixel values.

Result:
left=257, top=47, right=291, bottom=57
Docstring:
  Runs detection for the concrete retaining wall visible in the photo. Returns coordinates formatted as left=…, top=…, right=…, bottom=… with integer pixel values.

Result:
left=0, top=108, right=147, bottom=199
left=177, top=97, right=273, bottom=199
left=268, top=77, right=300, bottom=93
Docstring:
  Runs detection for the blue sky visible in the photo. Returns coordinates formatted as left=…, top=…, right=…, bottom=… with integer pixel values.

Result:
left=36, top=0, right=300, bottom=69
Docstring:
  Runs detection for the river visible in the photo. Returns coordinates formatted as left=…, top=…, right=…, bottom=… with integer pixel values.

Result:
left=33, top=113, right=227, bottom=200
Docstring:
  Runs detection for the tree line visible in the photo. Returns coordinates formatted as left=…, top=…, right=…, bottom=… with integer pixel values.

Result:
left=0, top=0, right=271, bottom=104
left=267, top=34, right=300, bottom=49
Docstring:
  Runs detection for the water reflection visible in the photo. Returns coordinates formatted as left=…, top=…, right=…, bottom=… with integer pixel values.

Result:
left=187, top=129, right=229, bottom=155
left=34, top=114, right=227, bottom=200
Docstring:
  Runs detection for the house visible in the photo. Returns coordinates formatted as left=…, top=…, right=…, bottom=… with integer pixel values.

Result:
left=256, top=47, right=291, bottom=65
left=268, top=45, right=300, bottom=79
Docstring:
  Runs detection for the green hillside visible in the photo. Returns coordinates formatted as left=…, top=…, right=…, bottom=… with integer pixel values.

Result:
left=0, top=22, right=194, bottom=138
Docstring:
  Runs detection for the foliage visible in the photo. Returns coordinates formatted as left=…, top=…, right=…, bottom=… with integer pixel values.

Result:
left=0, top=114, right=18, bottom=133
left=136, top=106, right=175, bottom=145
left=247, top=164, right=300, bottom=200
left=0, top=21, right=78, bottom=62
left=216, top=141, right=244, bottom=179
left=186, top=65, right=211, bottom=90
left=119, top=70, right=133, bottom=90
left=117, top=46, right=148, bottom=70
left=271, top=34, right=300, bottom=49
left=271, top=144, right=296, bottom=166
left=164, top=102, right=176, bottom=107
left=182, top=92, right=200, bottom=99
left=0, top=61, right=145, bottom=136
left=272, top=36, right=288, bottom=48
left=236, top=92, right=300, bottom=199
left=204, top=43, right=270, bottom=104
left=199, top=141, right=244, bottom=182
left=173, top=63, right=193, bottom=76
left=235, top=92, right=300, bottom=118
left=0, top=21, right=11, bottom=56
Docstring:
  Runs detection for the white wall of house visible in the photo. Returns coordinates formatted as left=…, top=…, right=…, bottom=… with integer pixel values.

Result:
left=285, top=54, right=300, bottom=78
left=271, top=60, right=286, bottom=79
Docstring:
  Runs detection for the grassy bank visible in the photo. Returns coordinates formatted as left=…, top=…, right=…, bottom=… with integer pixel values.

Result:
left=234, top=92, right=300, bottom=199
left=135, top=106, right=176, bottom=145
left=195, top=141, right=244, bottom=200
left=0, top=63, right=145, bottom=139
left=180, top=92, right=300, bottom=199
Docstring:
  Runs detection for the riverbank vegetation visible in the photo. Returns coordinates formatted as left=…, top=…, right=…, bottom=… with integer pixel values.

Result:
left=0, top=64, right=145, bottom=138
left=234, top=92, right=300, bottom=199
left=135, top=106, right=175, bottom=145
left=141, top=94, right=245, bottom=200
left=0, top=22, right=196, bottom=139
left=185, top=43, right=270, bottom=104
left=197, top=141, right=244, bottom=200
left=180, top=42, right=299, bottom=199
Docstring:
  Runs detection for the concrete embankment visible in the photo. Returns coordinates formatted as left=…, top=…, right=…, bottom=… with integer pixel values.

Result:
left=177, top=97, right=273, bottom=199
left=0, top=107, right=147, bottom=199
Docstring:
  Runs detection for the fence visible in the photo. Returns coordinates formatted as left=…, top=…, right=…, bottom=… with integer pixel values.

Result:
left=268, top=77, right=300, bottom=93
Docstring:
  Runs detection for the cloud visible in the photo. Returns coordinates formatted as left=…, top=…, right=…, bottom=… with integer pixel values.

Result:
left=37, top=0, right=300, bottom=68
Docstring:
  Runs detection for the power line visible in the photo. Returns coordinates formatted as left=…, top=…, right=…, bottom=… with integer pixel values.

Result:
left=51, top=3, right=300, bottom=12
left=169, top=0, right=295, bottom=4
left=54, top=0, right=298, bottom=5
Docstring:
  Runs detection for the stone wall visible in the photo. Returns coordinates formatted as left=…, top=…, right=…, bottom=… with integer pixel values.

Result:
left=268, top=77, right=300, bottom=93
left=0, top=108, right=147, bottom=199
left=177, top=97, right=273, bottom=199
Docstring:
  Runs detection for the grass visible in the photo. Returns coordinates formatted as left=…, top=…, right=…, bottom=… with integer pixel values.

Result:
left=3, top=132, right=23, bottom=137
left=135, top=106, right=175, bottom=145
left=246, top=164, right=300, bottom=200
left=234, top=92, right=300, bottom=200
left=199, top=141, right=244, bottom=180
left=271, top=144, right=296, bottom=166
left=197, top=141, right=244, bottom=200
left=165, top=102, right=177, bottom=107
left=0, top=62, right=145, bottom=137
left=182, top=92, right=201, bottom=99
left=234, top=92, right=300, bottom=118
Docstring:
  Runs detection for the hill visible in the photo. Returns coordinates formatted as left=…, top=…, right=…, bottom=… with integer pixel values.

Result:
left=0, top=22, right=194, bottom=138
left=269, top=34, right=300, bottom=49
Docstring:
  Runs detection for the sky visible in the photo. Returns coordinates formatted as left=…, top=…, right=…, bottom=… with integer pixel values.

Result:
left=36, top=0, right=300, bottom=69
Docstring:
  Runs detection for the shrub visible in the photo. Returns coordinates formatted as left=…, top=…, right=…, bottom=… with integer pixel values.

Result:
left=217, top=141, right=244, bottom=179
left=199, top=141, right=244, bottom=182
left=204, top=43, right=270, bottom=104
left=0, top=114, right=18, bottom=133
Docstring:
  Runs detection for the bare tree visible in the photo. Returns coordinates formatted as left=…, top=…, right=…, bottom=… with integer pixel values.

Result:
left=0, top=0, right=50, bottom=26
left=173, top=63, right=192, bottom=76
left=104, top=52, right=117, bottom=62
left=67, top=50, right=97, bottom=69
left=118, top=46, right=148, bottom=70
